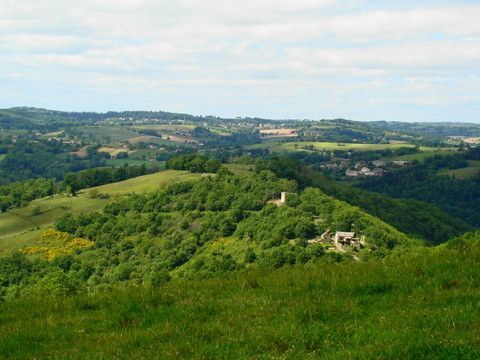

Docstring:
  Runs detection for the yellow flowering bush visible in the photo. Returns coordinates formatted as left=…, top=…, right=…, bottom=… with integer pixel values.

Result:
left=41, top=228, right=71, bottom=242
left=22, top=246, right=49, bottom=255
left=67, top=238, right=94, bottom=249
left=21, top=229, right=94, bottom=261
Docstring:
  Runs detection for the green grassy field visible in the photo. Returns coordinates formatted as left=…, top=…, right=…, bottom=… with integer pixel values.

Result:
left=72, top=126, right=139, bottom=142
left=0, top=170, right=200, bottom=253
left=0, top=236, right=478, bottom=359
left=438, top=160, right=480, bottom=179
left=393, top=148, right=458, bottom=162
left=247, top=141, right=432, bottom=153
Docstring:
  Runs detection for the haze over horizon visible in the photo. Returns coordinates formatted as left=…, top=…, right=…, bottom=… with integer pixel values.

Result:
left=1, top=1, right=480, bottom=123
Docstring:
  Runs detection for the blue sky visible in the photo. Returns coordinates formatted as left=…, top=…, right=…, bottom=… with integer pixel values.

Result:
left=1, top=0, right=479, bottom=122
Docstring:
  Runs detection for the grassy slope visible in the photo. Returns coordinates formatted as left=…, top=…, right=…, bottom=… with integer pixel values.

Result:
left=0, top=170, right=200, bottom=252
left=1, top=234, right=479, bottom=359
left=393, top=149, right=458, bottom=161
left=438, top=160, right=480, bottom=179
left=72, top=126, right=139, bottom=142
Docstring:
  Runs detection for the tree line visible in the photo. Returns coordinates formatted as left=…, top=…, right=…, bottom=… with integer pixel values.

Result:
left=0, top=164, right=148, bottom=212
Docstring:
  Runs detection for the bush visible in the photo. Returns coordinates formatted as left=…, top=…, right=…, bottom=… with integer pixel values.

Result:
left=27, top=270, right=82, bottom=296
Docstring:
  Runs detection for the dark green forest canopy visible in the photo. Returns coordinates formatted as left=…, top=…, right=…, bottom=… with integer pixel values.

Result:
left=358, top=148, right=480, bottom=227
left=0, top=139, right=105, bottom=184
left=256, top=157, right=472, bottom=244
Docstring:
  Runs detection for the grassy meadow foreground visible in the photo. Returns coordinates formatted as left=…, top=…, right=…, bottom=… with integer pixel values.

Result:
left=0, top=232, right=479, bottom=359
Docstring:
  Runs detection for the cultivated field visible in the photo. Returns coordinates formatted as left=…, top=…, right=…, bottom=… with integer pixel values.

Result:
left=72, top=145, right=89, bottom=158
left=97, top=147, right=130, bottom=157
left=465, top=137, right=480, bottom=144
left=259, top=128, right=298, bottom=138
left=0, top=170, right=200, bottom=252
left=73, top=126, right=139, bottom=142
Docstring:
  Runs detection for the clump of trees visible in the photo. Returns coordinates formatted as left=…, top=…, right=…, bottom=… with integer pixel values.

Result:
left=64, top=164, right=147, bottom=195
left=0, top=164, right=148, bottom=211
left=166, top=154, right=221, bottom=173
left=0, top=178, right=56, bottom=212
left=0, top=139, right=106, bottom=184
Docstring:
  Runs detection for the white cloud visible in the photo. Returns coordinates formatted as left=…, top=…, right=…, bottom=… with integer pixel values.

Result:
left=0, top=1, right=479, bottom=121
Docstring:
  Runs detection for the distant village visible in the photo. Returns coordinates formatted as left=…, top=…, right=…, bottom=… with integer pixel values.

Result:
left=321, top=159, right=411, bottom=178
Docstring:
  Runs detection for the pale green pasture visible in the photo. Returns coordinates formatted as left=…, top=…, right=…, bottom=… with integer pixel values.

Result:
left=438, top=160, right=480, bottom=179
left=393, top=148, right=458, bottom=161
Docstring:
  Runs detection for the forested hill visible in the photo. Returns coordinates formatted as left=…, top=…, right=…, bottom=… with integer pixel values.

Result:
left=368, top=120, right=480, bottom=137
left=0, top=107, right=202, bottom=129
left=0, top=168, right=419, bottom=298
left=257, top=157, right=471, bottom=244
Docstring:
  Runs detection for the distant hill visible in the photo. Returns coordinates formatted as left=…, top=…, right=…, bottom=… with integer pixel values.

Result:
left=0, top=107, right=203, bottom=129
left=368, top=120, right=480, bottom=137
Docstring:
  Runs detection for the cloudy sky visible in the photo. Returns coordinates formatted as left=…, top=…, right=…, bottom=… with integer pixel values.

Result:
left=1, top=0, right=479, bottom=122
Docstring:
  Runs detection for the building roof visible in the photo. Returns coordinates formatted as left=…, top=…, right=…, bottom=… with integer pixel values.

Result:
left=335, top=231, right=355, bottom=237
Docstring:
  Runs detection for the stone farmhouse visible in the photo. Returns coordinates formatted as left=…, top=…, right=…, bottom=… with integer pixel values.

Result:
left=308, top=230, right=366, bottom=251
